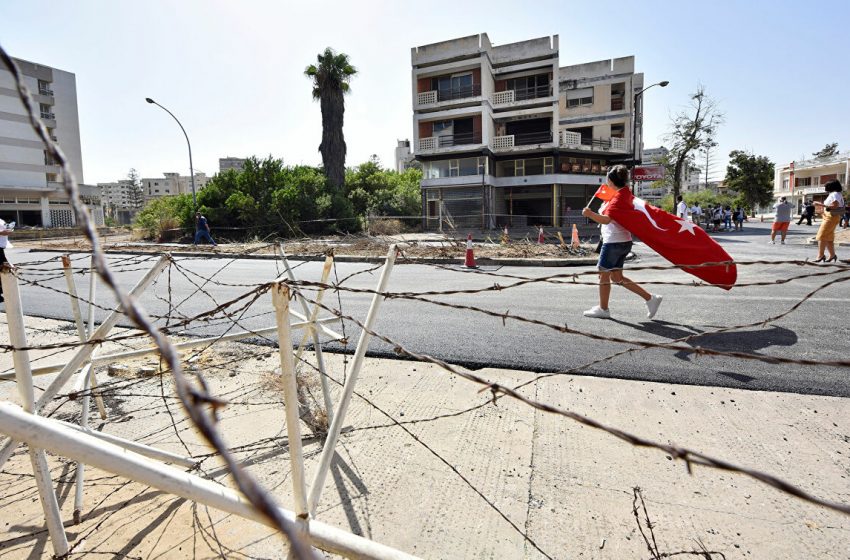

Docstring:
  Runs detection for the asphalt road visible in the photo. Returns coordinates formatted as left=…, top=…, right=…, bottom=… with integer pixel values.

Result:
left=7, top=222, right=850, bottom=397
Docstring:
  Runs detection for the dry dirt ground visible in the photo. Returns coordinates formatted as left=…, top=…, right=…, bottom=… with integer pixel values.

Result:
left=17, top=232, right=594, bottom=261
left=0, top=313, right=848, bottom=559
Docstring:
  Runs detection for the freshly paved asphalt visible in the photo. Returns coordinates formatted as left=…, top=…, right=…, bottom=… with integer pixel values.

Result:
left=8, top=222, right=850, bottom=397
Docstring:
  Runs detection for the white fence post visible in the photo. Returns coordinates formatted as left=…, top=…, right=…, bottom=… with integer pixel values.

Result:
left=0, top=264, right=69, bottom=556
left=0, top=254, right=170, bottom=469
left=307, top=245, right=398, bottom=515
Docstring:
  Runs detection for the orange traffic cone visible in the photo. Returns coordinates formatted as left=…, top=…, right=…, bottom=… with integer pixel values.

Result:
left=571, top=224, right=580, bottom=249
left=464, top=233, right=477, bottom=268
left=537, top=226, right=545, bottom=244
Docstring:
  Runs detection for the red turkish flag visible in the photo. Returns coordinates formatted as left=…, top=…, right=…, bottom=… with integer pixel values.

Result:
left=602, top=187, right=737, bottom=289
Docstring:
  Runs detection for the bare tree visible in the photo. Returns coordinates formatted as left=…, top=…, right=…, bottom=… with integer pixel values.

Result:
left=666, top=87, right=723, bottom=202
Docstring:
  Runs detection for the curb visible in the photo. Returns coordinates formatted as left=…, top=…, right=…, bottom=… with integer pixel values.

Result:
left=25, top=247, right=600, bottom=268
left=804, top=238, right=850, bottom=246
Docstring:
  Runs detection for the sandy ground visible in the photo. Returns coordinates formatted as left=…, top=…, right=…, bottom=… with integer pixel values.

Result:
left=0, top=315, right=848, bottom=559
left=16, top=232, right=595, bottom=261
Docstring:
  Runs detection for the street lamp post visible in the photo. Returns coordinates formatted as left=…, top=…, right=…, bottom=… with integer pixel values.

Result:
left=630, top=80, right=669, bottom=169
left=145, top=98, right=197, bottom=208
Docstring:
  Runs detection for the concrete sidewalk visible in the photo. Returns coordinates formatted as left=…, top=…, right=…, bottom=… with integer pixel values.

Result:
left=0, top=315, right=847, bottom=559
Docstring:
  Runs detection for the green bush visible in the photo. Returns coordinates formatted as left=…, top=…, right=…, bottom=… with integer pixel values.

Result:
left=133, top=194, right=193, bottom=241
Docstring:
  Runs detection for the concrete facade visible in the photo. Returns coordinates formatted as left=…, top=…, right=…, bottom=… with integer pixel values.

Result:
left=394, top=139, right=415, bottom=173
left=142, top=172, right=210, bottom=202
left=410, top=33, right=647, bottom=231
left=219, top=157, right=246, bottom=173
left=0, top=57, right=100, bottom=226
left=773, top=151, right=850, bottom=214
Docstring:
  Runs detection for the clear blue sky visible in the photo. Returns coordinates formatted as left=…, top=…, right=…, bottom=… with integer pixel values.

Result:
left=1, top=0, right=848, bottom=184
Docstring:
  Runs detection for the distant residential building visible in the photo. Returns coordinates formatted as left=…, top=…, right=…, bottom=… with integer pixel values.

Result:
left=0, top=57, right=103, bottom=226
left=394, top=140, right=415, bottom=173
left=633, top=146, right=668, bottom=201
left=412, top=33, right=646, bottom=231
left=774, top=151, right=850, bottom=213
left=141, top=172, right=209, bottom=202
left=219, top=156, right=246, bottom=173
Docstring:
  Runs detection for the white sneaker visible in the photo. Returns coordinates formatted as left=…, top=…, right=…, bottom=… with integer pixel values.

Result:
left=646, top=295, right=663, bottom=319
left=780, top=240, right=785, bottom=244
left=583, top=306, right=611, bottom=319
left=768, top=240, right=775, bottom=244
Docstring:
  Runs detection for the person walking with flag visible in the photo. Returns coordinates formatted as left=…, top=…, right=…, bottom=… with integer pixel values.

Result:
left=581, top=165, right=663, bottom=320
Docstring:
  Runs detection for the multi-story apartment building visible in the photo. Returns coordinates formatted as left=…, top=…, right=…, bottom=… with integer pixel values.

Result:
left=411, top=33, right=647, bottom=231
left=99, top=180, right=132, bottom=208
left=142, top=172, right=209, bottom=202
left=394, top=140, right=416, bottom=173
left=0, top=57, right=102, bottom=226
left=773, top=151, right=849, bottom=213
left=219, top=157, right=246, bottom=173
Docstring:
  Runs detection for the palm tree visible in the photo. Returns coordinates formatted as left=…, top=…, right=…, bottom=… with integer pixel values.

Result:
left=305, top=48, right=357, bottom=191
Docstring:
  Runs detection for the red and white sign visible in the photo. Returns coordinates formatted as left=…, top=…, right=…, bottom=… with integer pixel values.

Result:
left=633, top=165, right=665, bottom=182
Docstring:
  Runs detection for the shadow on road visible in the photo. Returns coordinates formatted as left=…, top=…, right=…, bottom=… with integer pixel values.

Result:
left=610, top=319, right=799, bottom=362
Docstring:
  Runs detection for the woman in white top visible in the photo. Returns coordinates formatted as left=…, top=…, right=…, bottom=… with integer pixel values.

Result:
left=813, top=179, right=844, bottom=262
left=581, top=165, right=662, bottom=319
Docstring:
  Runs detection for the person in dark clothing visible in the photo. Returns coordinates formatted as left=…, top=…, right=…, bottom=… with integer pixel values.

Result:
left=797, top=200, right=815, bottom=225
left=194, top=212, right=217, bottom=246
left=0, top=219, right=13, bottom=303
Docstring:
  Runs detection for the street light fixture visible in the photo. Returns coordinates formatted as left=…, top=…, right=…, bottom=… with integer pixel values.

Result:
left=630, top=80, right=669, bottom=168
left=145, top=97, right=197, bottom=208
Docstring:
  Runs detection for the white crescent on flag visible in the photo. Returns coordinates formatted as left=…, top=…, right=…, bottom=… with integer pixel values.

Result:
left=632, top=197, right=667, bottom=231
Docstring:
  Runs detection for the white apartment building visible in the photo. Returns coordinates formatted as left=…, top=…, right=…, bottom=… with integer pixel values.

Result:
left=774, top=151, right=850, bottom=213
left=142, top=172, right=209, bottom=202
left=219, top=157, right=246, bottom=173
left=394, top=140, right=416, bottom=173
left=411, top=33, right=648, bottom=231
left=0, top=57, right=102, bottom=226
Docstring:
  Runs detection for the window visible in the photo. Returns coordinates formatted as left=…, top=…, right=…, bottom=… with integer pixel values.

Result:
left=782, top=179, right=789, bottom=190
left=566, top=87, right=594, bottom=107
left=611, top=82, right=625, bottom=110
left=795, top=177, right=811, bottom=187
left=543, top=157, right=553, bottom=174
left=506, top=74, right=550, bottom=100
left=432, top=121, right=453, bottom=134
left=610, top=123, right=625, bottom=138
left=434, top=73, right=474, bottom=101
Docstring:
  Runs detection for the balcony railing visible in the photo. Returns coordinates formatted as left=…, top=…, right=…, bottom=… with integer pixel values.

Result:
left=417, top=84, right=482, bottom=106
left=40, top=111, right=55, bottom=120
left=491, top=85, right=553, bottom=107
left=559, top=131, right=628, bottom=152
left=39, top=87, right=54, bottom=96
left=492, top=131, right=553, bottom=150
left=418, top=133, right=482, bottom=152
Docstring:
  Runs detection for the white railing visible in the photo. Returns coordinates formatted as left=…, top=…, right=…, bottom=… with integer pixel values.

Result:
left=417, top=90, right=438, bottom=105
left=491, top=135, right=515, bottom=150
left=418, top=137, right=438, bottom=152
left=560, top=130, right=581, bottom=147
left=611, top=137, right=627, bottom=152
left=491, top=90, right=515, bottom=106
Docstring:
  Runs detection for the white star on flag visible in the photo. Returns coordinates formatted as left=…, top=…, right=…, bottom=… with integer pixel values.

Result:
left=675, top=218, right=697, bottom=235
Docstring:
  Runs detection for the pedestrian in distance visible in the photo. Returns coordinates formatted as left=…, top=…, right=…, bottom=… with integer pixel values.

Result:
left=711, top=205, right=723, bottom=232
left=797, top=200, right=815, bottom=226
left=194, top=212, right=217, bottom=246
left=690, top=202, right=702, bottom=224
left=581, top=165, right=662, bottom=320
left=0, top=218, right=13, bottom=303
left=676, top=195, right=688, bottom=220
left=724, top=206, right=733, bottom=230
left=733, top=207, right=745, bottom=231
left=813, top=180, right=845, bottom=262
left=770, top=196, right=793, bottom=244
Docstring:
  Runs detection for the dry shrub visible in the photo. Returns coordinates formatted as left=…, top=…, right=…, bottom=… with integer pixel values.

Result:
left=259, top=367, right=329, bottom=437
left=158, top=217, right=182, bottom=242
left=367, top=218, right=404, bottom=236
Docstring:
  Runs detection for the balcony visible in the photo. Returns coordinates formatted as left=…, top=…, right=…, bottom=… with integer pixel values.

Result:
left=417, top=84, right=482, bottom=107
left=39, top=87, right=54, bottom=96
left=40, top=111, right=55, bottom=120
left=418, top=133, right=482, bottom=153
left=491, top=84, right=553, bottom=107
left=611, top=96, right=625, bottom=111
left=559, top=131, right=628, bottom=153
left=491, top=131, right=553, bottom=151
